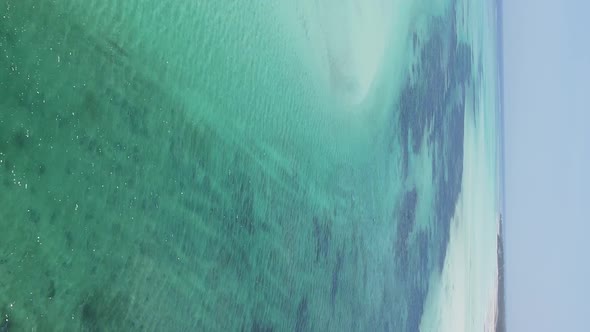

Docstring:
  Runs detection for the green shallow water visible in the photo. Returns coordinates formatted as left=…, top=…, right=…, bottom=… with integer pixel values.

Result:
left=0, top=0, right=499, bottom=331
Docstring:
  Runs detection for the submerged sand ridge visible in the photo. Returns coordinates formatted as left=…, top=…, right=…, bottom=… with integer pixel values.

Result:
left=308, top=0, right=394, bottom=105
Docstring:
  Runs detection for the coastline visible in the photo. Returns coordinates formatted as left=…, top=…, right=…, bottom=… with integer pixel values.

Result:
left=495, top=0, right=507, bottom=329
left=495, top=214, right=507, bottom=332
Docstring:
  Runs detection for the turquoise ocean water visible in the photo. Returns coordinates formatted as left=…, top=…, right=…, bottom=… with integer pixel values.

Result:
left=0, top=0, right=501, bottom=330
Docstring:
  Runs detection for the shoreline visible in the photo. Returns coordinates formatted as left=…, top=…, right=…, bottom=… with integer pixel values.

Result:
left=495, top=213, right=507, bottom=331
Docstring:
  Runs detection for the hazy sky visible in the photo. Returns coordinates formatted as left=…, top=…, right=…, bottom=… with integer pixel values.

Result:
left=503, top=0, right=590, bottom=330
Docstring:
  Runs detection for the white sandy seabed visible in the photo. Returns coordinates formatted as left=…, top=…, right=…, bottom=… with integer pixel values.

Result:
left=303, top=0, right=450, bottom=109
left=317, top=0, right=393, bottom=105
left=292, top=0, right=411, bottom=108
